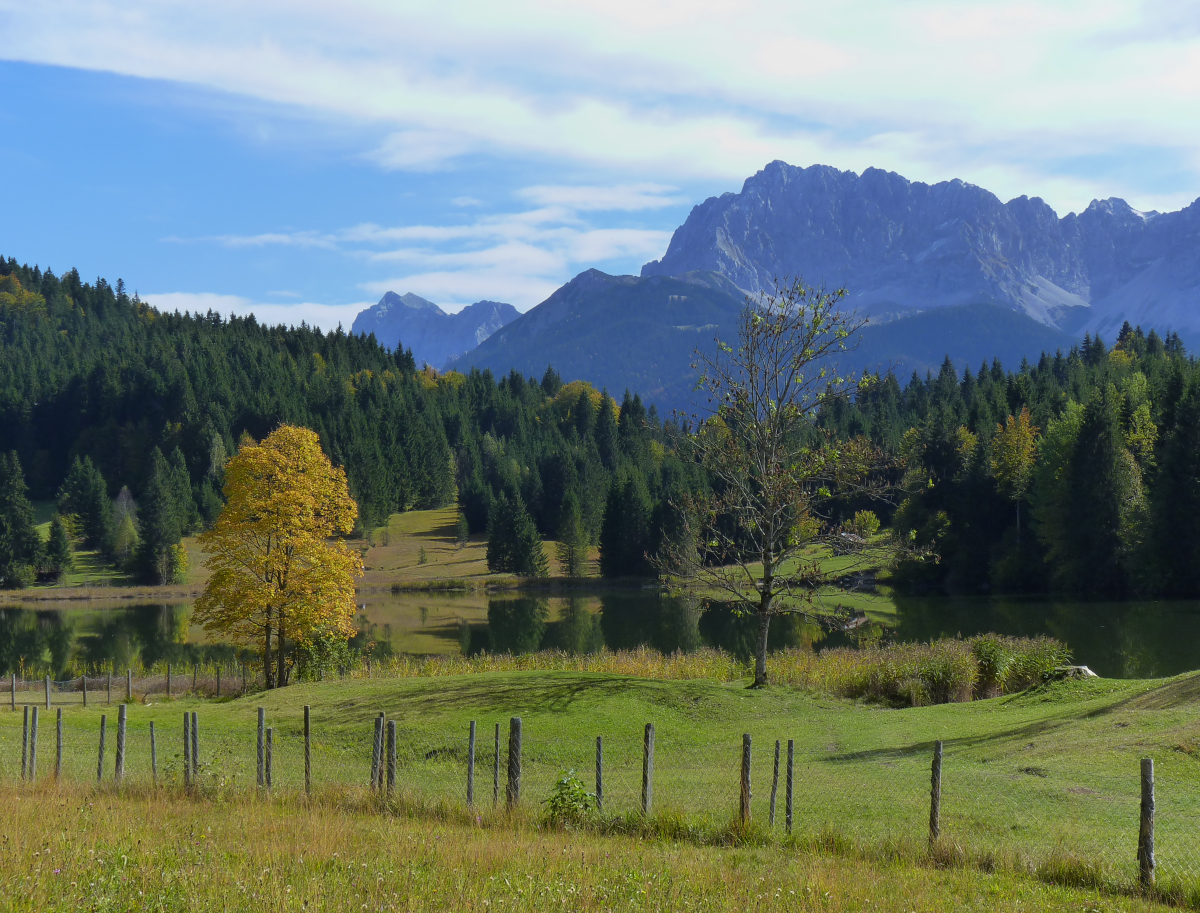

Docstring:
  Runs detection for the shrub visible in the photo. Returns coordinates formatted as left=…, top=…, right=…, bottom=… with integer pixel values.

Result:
left=544, top=770, right=596, bottom=827
left=847, top=510, right=880, bottom=539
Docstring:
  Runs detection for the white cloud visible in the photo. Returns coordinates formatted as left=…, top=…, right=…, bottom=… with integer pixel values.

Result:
left=144, top=291, right=370, bottom=332
left=452, top=196, right=483, bottom=207
left=2, top=0, right=1199, bottom=212
left=516, top=183, right=682, bottom=211
left=350, top=212, right=672, bottom=309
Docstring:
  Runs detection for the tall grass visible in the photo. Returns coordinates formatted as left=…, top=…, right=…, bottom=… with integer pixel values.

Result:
left=769, top=635, right=1070, bottom=705
left=13, top=637, right=1071, bottom=706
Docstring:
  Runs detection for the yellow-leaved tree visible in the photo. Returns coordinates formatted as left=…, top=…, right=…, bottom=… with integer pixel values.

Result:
left=194, top=425, right=363, bottom=688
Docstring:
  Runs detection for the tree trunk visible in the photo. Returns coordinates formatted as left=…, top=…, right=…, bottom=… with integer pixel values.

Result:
left=277, top=613, right=287, bottom=688
left=264, top=610, right=274, bottom=690
left=753, top=609, right=771, bottom=688
left=1016, top=502, right=1021, bottom=548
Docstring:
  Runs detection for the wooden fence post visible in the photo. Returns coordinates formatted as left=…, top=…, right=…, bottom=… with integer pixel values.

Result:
left=9, top=673, right=14, bottom=711
left=507, top=717, right=522, bottom=809
left=493, top=723, right=500, bottom=807
left=183, top=711, right=191, bottom=788
left=786, top=739, right=794, bottom=835
left=28, top=707, right=38, bottom=781
left=1139, top=758, right=1155, bottom=889
left=192, top=664, right=197, bottom=694
left=45, top=675, right=51, bottom=709
left=126, top=668, right=132, bottom=702
left=82, top=673, right=87, bottom=708
left=97, top=714, right=107, bottom=785
left=21, top=706, right=28, bottom=780
left=191, top=712, right=199, bottom=780
left=55, top=708, right=62, bottom=781
left=642, top=723, right=655, bottom=816
left=115, top=703, right=126, bottom=785
left=265, top=728, right=273, bottom=791
left=304, top=705, right=311, bottom=797
left=107, top=672, right=111, bottom=705
left=467, top=721, right=476, bottom=806
left=371, top=714, right=384, bottom=791
left=740, top=734, right=752, bottom=826
left=769, top=739, right=780, bottom=828
left=167, top=664, right=172, bottom=699
left=257, top=707, right=265, bottom=789
left=595, top=736, right=604, bottom=813
left=216, top=667, right=221, bottom=698
left=929, top=740, right=943, bottom=845
left=386, top=720, right=397, bottom=798
left=150, top=721, right=158, bottom=786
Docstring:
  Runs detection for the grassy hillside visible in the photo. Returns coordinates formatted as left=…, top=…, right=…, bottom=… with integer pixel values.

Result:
left=5, top=669, right=1200, bottom=900
left=0, top=782, right=1171, bottom=911
left=0, top=785, right=1174, bottom=912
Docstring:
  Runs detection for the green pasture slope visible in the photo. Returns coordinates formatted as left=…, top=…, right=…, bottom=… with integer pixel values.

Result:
left=4, top=669, right=1200, bottom=898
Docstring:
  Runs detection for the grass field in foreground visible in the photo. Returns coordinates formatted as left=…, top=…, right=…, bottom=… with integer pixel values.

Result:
left=0, top=786, right=1176, bottom=913
left=5, top=669, right=1200, bottom=897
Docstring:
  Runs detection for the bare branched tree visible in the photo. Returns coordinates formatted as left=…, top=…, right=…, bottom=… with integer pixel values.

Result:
left=664, top=278, right=887, bottom=687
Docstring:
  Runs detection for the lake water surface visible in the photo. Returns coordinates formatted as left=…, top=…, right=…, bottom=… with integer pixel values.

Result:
left=3, top=591, right=1199, bottom=679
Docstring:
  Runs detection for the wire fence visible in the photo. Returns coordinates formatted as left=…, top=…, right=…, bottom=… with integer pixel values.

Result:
left=2, top=701, right=1195, bottom=898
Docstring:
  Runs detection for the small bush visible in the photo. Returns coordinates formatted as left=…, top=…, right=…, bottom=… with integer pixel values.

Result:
left=543, top=770, right=595, bottom=827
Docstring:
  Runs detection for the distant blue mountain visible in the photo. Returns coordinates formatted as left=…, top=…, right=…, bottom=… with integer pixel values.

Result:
left=351, top=291, right=518, bottom=367
left=451, top=269, right=1075, bottom=411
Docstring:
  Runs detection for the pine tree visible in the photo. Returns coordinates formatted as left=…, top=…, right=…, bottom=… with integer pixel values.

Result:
left=57, top=456, right=112, bottom=550
left=598, top=471, right=654, bottom=578
left=0, top=452, right=43, bottom=588
left=45, top=514, right=73, bottom=579
left=595, top=391, right=620, bottom=469
left=1150, top=383, right=1200, bottom=594
left=1056, top=386, right=1144, bottom=594
left=454, top=510, right=470, bottom=549
left=555, top=491, right=589, bottom=577
left=486, top=492, right=549, bottom=577
left=138, top=448, right=185, bottom=583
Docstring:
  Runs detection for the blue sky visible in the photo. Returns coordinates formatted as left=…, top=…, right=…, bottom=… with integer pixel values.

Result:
left=1, top=0, right=1198, bottom=329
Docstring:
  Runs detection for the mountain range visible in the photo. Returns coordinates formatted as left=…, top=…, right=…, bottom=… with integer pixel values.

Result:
left=642, top=161, right=1200, bottom=343
left=350, top=291, right=518, bottom=367
left=377, top=161, right=1200, bottom=408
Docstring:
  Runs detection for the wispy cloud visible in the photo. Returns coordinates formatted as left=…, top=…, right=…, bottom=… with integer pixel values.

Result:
left=168, top=183, right=675, bottom=310
left=3, top=1, right=1200, bottom=212
left=516, top=183, right=683, bottom=211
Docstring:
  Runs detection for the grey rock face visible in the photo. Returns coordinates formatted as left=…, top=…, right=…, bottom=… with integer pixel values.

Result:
left=351, top=292, right=519, bottom=367
left=642, top=161, right=1200, bottom=342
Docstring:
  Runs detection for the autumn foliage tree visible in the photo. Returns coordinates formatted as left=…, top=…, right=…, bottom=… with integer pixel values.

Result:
left=194, top=425, right=363, bottom=688
left=990, top=407, right=1039, bottom=544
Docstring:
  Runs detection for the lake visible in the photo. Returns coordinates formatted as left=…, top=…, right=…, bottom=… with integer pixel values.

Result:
left=2, top=590, right=1199, bottom=679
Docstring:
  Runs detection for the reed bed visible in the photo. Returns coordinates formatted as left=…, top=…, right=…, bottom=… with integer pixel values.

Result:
left=769, top=635, right=1072, bottom=705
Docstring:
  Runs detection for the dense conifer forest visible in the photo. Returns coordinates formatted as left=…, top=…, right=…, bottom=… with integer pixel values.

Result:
left=2, top=254, right=1198, bottom=598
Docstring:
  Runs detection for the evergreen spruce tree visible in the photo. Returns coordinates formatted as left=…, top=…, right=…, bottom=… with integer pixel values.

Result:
left=595, top=391, right=620, bottom=469
left=45, top=514, right=73, bottom=579
left=454, top=510, right=470, bottom=549
left=1151, top=383, right=1200, bottom=594
left=1057, top=385, right=1144, bottom=594
left=57, top=456, right=112, bottom=550
left=486, top=492, right=548, bottom=577
left=555, top=491, right=589, bottom=577
left=0, top=452, right=43, bottom=588
left=598, top=471, right=654, bottom=578
left=138, top=448, right=186, bottom=583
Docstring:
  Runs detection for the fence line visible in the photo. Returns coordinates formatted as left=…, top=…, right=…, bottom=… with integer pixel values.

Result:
left=3, top=704, right=1195, bottom=895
